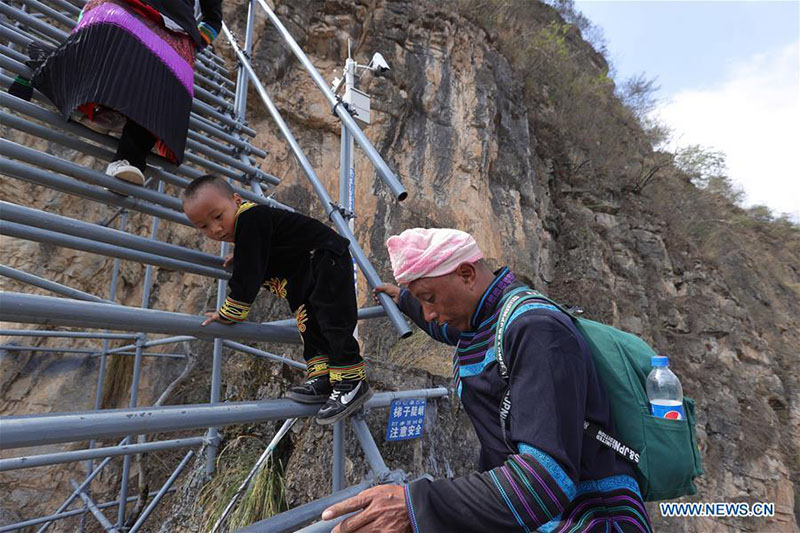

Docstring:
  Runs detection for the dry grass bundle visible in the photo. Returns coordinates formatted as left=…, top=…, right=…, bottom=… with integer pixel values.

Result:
left=198, top=435, right=288, bottom=531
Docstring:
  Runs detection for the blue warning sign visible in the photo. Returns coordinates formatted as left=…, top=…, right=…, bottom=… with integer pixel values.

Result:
left=386, top=398, right=426, bottom=441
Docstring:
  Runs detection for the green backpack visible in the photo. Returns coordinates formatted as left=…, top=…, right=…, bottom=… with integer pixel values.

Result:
left=494, top=287, right=703, bottom=501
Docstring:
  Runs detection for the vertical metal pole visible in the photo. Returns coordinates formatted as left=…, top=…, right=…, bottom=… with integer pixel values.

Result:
left=233, top=0, right=255, bottom=116
left=343, top=56, right=358, bottom=340
left=204, top=0, right=254, bottom=476
left=116, top=337, right=143, bottom=526
left=332, top=124, right=348, bottom=491
left=206, top=242, right=228, bottom=476
left=118, top=182, right=161, bottom=527
left=81, top=210, right=126, bottom=533
left=332, top=422, right=345, bottom=492
left=332, top=52, right=358, bottom=493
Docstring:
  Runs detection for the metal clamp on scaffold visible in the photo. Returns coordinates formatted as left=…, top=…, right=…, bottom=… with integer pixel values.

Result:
left=328, top=201, right=356, bottom=221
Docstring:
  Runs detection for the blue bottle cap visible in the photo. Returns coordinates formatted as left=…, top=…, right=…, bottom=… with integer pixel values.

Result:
left=651, top=356, right=669, bottom=367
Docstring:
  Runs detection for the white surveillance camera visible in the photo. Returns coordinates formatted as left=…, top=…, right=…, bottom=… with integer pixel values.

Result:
left=368, top=52, right=390, bottom=73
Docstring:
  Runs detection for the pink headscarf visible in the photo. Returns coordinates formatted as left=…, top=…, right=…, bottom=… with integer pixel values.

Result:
left=386, top=228, right=484, bottom=285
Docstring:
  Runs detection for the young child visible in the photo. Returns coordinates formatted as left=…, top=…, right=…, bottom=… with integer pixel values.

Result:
left=181, top=174, right=371, bottom=425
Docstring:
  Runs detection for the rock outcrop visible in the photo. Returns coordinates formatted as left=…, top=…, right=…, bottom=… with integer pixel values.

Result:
left=1, top=1, right=797, bottom=531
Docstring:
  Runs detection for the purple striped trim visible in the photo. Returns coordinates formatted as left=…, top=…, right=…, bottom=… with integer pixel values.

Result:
left=514, top=454, right=563, bottom=510
left=501, top=465, right=542, bottom=524
left=74, top=4, right=193, bottom=95
left=557, top=495, right=648, bottom=533
left=404, top=485, right=419, bottom=533
left=578, top=516, right=647, bottom=533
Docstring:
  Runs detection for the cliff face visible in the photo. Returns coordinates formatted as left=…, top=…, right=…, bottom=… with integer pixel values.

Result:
left=1, top=1, right=798, bottom=531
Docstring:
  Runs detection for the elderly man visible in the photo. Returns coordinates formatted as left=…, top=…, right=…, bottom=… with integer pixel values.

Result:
left=323, top=228, right=651, bottom=532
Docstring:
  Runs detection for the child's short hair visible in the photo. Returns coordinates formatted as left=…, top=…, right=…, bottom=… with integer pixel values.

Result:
left=181, top=174, right=234, bottom=203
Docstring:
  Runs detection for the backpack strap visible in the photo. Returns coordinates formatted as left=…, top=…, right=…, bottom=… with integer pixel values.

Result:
left=493, top=289, right=641, bottom=465
left=495, top=288, right=560, bottom=380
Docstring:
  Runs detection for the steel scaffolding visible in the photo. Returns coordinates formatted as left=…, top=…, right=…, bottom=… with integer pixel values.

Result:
left=0, top=0, right=441, bottom=531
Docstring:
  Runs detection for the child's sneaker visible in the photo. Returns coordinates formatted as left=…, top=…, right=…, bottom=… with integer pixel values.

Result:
left=286, top=375, right=332, bottom=404
left=315, top=379, right=373, bottom=425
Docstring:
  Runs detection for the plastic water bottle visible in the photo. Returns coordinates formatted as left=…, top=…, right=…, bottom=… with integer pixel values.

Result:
left=646, top=356, right=685, bottom=420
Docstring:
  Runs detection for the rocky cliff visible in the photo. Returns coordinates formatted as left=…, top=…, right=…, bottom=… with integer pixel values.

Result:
left=2, top=0, right=798, bottom=531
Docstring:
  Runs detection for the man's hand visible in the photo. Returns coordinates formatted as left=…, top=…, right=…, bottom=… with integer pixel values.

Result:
left=223, top=254, right=234, bottom=268
left=202, top=311, right=226, bottom=326
left=372, top=283, right=402, bottom=305
left=321, top=485, right=411, bottom=533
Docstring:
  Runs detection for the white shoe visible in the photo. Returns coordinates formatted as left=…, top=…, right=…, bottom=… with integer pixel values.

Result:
left=106, top=160, right=145, bottom=186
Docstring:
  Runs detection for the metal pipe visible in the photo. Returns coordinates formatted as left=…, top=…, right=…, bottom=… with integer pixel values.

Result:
left=221, top=24, right=412, bottom=339
left=0, top=220, right=230, bottom=279
left=333, top=422, right=345, bottom=492
left=39, top=0, right=81, bottom=16
left=195, top=59, right=236, bottom=89
left=206, top=237, right=229, bottom=475
left=0, top=493, right=169, bottom=532
left=0, top=139, right=190, bottom=222
left=235, top=480, right=373, bottom=533
left=17, top=0, right=75, bottom=29
left=0, top=388, right=449, bottom=449
left=36, top=451, right=119, bottom=533
left=0, top=50, right=31, bottom=78
left=185, top=134, right=277, bottom=184
left=267, top=305, right=387, bottom=329
left=252, top=0, right=407, bottom=201
left=0, top=437, right=204, bottom=472
left=206, top=336, right=224, bottom=475
left=83, top=212, right=125, bottom=519
left=194, top=82, right=234, bottom=111
left=101, top=335, right=303, bottom=368
left=294, top=513, right=356, bottom=533
left=188, top=116, right=265, bottom=157
left=0, top=330, right=137, bottom=340
left=0, top=265, right=112, bottom=303
left=0, top=2, right=65, bottom=42
left=117, top=340, right=143, bottom=525
left=0, top=292, right=302, bottom=344
left=1, top=200, right=223, bottom=269
left=192, top=99, right=256, bottom=136
left=221, top=340, right=305, bottom=369
left=128, top=450, right=194, bottom=533
left=0, top=42, right=28, bottom=64
left=104, top=335, right=196, bottom=355
left=194, top=73, right=235, bottom=98
left=118, top=192, right=162, bottom=524
left=350, top=415, right=389, bottom=479
left=1, top=103, right=262, bottom=197
left=0, top=159, right=190, bottom=225
left=197, top=51, right=230, bottom=76
left=188, top=128, right=236, bottom=156
left=233, top=0, right=256, bottom=119
left=70, top=480, right=119, bottom=533
left=0, top=345, right=184, bottom=358
left=0, top=92, right=278, bottom=207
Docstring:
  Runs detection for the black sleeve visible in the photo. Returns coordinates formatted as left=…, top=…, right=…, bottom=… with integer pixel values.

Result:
left=397, top=288, right=460, bottom=346
left=405, top=449, right=572, bottom=532
left=218, top=209, right=271, bottom=322
left=198, top=0, right=222, bottom=32
left=404, top=310, right=589, bottom=532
